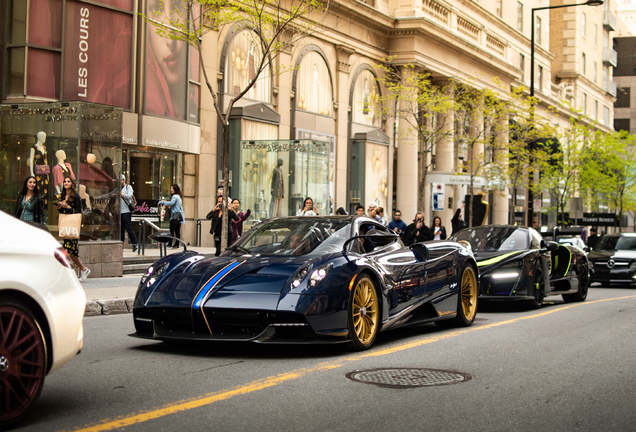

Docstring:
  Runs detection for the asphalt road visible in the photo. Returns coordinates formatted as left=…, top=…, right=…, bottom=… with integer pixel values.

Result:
left=14, top=286, right=636, bottom=432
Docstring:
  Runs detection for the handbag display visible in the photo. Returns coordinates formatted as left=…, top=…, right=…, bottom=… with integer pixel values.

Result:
left=58, top=213, right=82, bottom=239
left=35, top=164, right=50, bottom=175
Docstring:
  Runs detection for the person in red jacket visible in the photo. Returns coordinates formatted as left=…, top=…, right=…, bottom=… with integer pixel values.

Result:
left=231, top=198, right=251, bottom=243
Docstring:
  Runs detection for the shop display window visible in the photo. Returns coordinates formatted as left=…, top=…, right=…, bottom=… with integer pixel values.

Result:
left=295, top=52, right=333, bottom=116
left=352, top=69, right=381, bottom=127
left=239, top=139, right=330, bottom=221
left=0, top=101, right=123, bottom=242
left=224, top=30, right=272, bottom=103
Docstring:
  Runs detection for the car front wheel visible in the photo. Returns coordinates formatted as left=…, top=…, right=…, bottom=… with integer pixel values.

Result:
left=0, top=297, right=47, bottom=428
left=347, top=274, right=380, bottom=351
left=529, top=266, right=545, bottom=309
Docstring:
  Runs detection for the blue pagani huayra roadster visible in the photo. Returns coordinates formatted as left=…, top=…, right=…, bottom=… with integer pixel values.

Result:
left=130, top=216, right=479, bottom=350
left=450, top=225, right=589, bottom=308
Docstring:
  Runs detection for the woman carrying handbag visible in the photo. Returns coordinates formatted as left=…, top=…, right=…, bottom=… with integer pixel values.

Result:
left=57, top=177, right=90, bottom=281
left=158, top=184, right=185, bottom=248
left=13, top=176, right=45, bottom=224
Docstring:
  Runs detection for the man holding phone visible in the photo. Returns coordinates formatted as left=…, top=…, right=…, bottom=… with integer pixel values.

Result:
left=403, top=211, right=432, bottom=246
left=388, top=210, right=407, bottom=238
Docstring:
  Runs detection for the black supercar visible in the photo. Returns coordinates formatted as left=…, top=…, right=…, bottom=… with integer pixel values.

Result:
left=130, top=216, right=479, bottom=350
left=450, top=225, right=589, bottom=308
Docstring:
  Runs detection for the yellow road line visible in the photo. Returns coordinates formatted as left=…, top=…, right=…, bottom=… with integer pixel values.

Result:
left=68, top=294, right=636, bottom=432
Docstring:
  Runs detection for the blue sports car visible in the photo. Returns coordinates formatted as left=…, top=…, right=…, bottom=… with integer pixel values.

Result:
left=130, top=216, right=479, bottom=350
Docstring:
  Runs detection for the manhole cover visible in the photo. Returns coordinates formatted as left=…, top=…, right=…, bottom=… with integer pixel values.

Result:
left=346, top=368, right=472, bottom=388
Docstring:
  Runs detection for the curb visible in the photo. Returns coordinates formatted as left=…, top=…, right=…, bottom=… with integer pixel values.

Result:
left=85, top=298, right=135, bottom=317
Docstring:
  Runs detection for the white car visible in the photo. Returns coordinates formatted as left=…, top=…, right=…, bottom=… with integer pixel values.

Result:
left=0, top=211, right=86, bottom=427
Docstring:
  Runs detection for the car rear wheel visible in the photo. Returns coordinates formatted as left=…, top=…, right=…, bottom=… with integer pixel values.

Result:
left=436, top=263, right=478, bottom=328
left=563, top=264, right=589, bottom=303
left=0, top=297, right=47, bottom=428
left=347, top=274, right=379, bottom=351
left=529, top=266, right=545, bottom=309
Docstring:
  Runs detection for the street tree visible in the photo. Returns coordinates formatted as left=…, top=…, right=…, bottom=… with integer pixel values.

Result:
left=374, top=61, right=456, bottom=211
left=148, top=0, right=329, bottom=252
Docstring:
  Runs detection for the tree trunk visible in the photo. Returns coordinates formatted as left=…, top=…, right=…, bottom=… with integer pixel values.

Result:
left=220, top=121, right=231, bottom=253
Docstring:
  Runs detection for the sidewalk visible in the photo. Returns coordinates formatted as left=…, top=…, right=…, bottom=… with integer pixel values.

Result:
left=84, top=245, right=217, bottom=317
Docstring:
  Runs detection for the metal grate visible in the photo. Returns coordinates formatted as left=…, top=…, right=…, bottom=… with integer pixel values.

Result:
left=346, top=368, right=472, bottom=388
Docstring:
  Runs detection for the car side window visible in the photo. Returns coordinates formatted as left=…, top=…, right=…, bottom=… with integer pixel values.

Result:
left=530, top=229, right=542, bottom=249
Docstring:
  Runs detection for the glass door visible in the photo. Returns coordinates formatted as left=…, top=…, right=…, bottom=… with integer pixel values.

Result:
left=129, top=152, right=161, bottom=201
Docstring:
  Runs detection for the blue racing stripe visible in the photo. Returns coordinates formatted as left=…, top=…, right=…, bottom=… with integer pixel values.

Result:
left=192, top=261, right=241, bottom=310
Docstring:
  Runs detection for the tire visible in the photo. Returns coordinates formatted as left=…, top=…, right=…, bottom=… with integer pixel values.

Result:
left=436, top=263, right=478, bottom=328
left=0, top=297, right=47, bottom=428
left=529, top=265, right=545, bottom=309
left=563, top=264, right=589, bottom=303
left=347, top=274, right=380, bottom=351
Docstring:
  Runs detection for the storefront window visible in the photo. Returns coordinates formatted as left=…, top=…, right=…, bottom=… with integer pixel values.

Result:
left=296, top=52, right=333, bottom=116
left=352, top=69, right=381, bottom=126
left=365, top=143, right=389, bottom=208
left=224, top=30, right=272, bottom=103
left=296, top=130, right=335, bottom=215
left=0, top=102, right=123, bottom=241
left=239, top=140, right=330, bottom=220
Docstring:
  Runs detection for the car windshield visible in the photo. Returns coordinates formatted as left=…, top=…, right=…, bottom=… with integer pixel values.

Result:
left=230, top=218, right=351, bottom=256
left=450, top=226, right=529, bottom=252
left=594, top=235, right=636, bottom=251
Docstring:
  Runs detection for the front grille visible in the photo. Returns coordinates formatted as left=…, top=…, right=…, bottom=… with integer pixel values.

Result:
left=205, top=309, right=310, bottom=339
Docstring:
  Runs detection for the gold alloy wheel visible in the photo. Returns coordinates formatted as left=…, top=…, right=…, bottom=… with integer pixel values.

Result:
left=460, top=266, right=478, bottom=322
left=352, top=278, right=379, bottom=346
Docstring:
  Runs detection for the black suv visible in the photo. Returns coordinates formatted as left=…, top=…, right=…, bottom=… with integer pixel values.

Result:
left=588, top=233, right=636, bottom=286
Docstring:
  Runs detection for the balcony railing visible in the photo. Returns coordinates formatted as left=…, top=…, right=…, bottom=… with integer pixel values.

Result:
left=603, top=10, right=617, bottom=31
left=603, top=47, right=618, bottom=67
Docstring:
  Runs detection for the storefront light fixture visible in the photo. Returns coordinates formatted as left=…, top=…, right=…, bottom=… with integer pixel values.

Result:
left=86, top=153, right=96, bottom=164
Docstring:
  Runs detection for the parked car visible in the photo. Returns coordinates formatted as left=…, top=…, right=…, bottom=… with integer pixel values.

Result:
left=540, top=226, right=589, bottom=253
left=588, top=232, right=636, bottom=286
left=0, top=211, right=86, bottom=427
left=450, top=225, right=589, bottom=308
left=130, top=216, right=479, bottom=351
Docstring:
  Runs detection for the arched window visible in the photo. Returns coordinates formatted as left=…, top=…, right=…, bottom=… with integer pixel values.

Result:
left=352, top=69, right=380, bottom=126
left=224, top=30, right=272, bottom=103
left=295, top=51, right=333, bottom=116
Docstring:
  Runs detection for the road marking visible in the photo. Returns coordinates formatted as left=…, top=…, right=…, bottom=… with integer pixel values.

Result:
left=68, top=294, right=636, bottom=432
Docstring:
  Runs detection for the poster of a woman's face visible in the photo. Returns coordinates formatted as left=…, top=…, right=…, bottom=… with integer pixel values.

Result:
left=145, top=0, right=188, bottom=119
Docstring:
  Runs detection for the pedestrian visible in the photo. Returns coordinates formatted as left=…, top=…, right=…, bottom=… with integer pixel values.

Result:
left=231, top=198, right=251, bottom=243
left=297, top=196, right=319, bottom=216
left=431, top=216, right=447, bottom=240
left=403, top=211, right=432, bottom=246
left=56, top=177, right=90, bottom=281
left=335, top=207, right=348, bottom=215
left=587, top=227, right=600, bottom=249
left=451, top=202, right=467, bottom=236
left=158, top=184, right=185, bottom=248
left=388, top=209, right=407, bottom=239
left=207, top=195, right=239, bottom=256
left=120, top=174, right=139, bottom=252
left=376, top=207, right=387, bottom=225
left=13, top=176, right=45, bottom=224
left=367, top=202, right=377, bottom=216
left=532, top=220, right=539, bottom=231
left=355, top=204, right=365, bottom=216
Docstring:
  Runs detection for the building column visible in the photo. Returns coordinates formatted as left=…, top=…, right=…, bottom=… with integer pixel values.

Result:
left=396, top=107, right=418, bottom=223
left=335, top=45, right=355, bottom=213
left=491, top=116, right=509, bottom=224
left=431, top=82, right=456, bottom=229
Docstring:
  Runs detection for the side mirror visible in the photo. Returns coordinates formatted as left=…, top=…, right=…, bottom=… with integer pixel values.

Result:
left=541, top=240, right=558, bottom=251
left=409, top=243, right=428, bottom=262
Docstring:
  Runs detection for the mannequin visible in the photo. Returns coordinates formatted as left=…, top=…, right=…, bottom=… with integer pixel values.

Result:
left=52, top=150, right=76, bottom=195
left=270, top=158, right=284, bottom=217
left=30, top=131, right=49, bottom=205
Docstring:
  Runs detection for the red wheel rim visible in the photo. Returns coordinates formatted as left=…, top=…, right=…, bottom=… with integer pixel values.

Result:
left=0, top=305, right=46, bottom=423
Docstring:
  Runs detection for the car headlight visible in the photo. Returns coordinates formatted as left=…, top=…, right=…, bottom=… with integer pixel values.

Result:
left=141, top=263, right=168, bottom=286
left=500, top=260, right=523, bottom=269
left=308, top=263, right=333, bottom=287
left=491, top=271, right=520, bottom=280
left=630, top=261, right=636, bottom=269
left=290, top=264, right=311, bottom=289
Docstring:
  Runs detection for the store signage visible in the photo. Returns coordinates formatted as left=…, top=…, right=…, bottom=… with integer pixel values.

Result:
left=426, top=173, right=486, bottom=187
left=581, top=213, right=619, bottom=226
left=432, top=183, right=444, bottom=211
left=132, top=199, right=159, bottom=218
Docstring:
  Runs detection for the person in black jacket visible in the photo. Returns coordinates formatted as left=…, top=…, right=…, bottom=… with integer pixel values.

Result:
left=403, top=211, right=432, bottom=246
left=206, top=195, right=239, bottom=256
left=451, top=202, right=467, bottom=236
left=57, top=177, right=90, bottom=281
left=13, top=176, right=45, bottom=224
left=431, top=216, right=447, bottom=240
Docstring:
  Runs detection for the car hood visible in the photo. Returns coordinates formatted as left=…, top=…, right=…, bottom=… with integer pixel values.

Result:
left=472, top=250, right=529, bottom=274
left=137, top=254, right=315, bottom=308
left=588, top=250, right=636, bottom=261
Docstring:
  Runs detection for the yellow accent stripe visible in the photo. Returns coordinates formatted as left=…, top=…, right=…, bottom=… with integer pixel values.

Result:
left=476, top=251, right=520, bottom=267
left=68, top=294, right=636, bottom=432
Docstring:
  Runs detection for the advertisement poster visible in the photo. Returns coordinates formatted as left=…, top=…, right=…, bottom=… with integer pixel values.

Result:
left=62, top=0, right=132, bottom=108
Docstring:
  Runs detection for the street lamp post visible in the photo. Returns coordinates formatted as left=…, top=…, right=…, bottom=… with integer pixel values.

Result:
left=527, top=0, right=603, bottom=227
